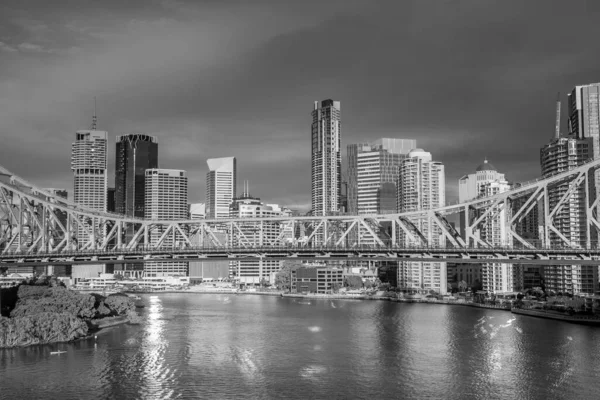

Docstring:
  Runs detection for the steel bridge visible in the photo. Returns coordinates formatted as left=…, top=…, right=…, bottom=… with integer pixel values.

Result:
left=2, top=159, right=600, bottom=266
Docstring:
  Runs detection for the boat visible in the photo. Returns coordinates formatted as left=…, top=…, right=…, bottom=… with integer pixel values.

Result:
left=50, top=351, right=67, bottom=355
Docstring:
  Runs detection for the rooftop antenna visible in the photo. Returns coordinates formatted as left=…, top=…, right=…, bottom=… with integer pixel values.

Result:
left=555, top=92, right=561, bottom=139
left=91, top=97, right=98, bottom=130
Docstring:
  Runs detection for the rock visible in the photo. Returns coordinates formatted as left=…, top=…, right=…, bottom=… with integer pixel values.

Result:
left=0, top=312, right=88, bottom=348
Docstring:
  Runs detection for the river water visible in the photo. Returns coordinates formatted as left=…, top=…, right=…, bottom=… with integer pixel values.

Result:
left=1, top=294, right=600, bottom=399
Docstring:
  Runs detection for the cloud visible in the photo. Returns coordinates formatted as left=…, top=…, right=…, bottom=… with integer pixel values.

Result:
left=2, top=0, right=600, bottom=211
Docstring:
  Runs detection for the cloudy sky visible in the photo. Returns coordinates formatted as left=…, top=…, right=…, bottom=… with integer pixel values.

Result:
left=1, top=0, right=600, bottom=212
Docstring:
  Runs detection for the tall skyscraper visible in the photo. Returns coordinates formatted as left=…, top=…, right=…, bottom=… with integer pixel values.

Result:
left=540, top=134, right=597, bottom=294
left=115, top=134, right=158, bottom=217
left=347, top=138, right=416, bottom=215
left=206, top=157, right=236, bottom=219
left=311, top=99, right=341, bottom=216
left=458, top=159, right=514, bottom=294
left=397, top=148, right=447, bottom=293
left=144, top=169, right=188, bottom=277
left=70, top=122, right=108, bottom=280
left=71, top=129, right=108, bottom=244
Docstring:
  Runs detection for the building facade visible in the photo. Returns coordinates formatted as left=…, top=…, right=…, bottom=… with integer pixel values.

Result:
left=458, top=159, right=514, bottom=294
left=311, top=99, right=341, bottom=216
left=292, top=266, right=344, bottom=294
left=540, top=135, right=597, bottom=294
left=228, top=193, right=283, bottom=286
left=144, top=169, right=188, bottom=277
left=206, top=157, right=236, bottom=219
left=115, top=134, right=158, bottom=217
left=347, top=138, right=416, bottom=215
left=71, top=129, right=108, bottom=241
left=397, top=148, right=447, bottom=293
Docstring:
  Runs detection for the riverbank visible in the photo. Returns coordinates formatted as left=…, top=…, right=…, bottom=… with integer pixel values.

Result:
left=511, top=308, right=600, bottom=326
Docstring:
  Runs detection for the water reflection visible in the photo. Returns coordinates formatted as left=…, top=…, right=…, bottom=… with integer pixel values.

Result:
left=2, top=295, right=600, bottom=399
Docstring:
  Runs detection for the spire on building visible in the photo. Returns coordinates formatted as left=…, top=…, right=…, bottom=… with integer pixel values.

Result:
left=91, top=96, right=98, bottom=130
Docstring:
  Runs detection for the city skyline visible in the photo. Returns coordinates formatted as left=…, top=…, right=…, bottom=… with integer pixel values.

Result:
left=3, top=1, right=600, bottom=212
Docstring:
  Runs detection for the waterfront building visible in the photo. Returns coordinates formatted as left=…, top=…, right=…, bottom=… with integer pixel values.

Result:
left=458, top=159, right=514, bottom=294
left=206, top=157, right=236, bottom=219
left=540, top=134, right=598, bottom=294
left=228, top=189, right=283, bottom=286
left=447, top=263, right=482, bottom=291
left=397, top=148, right=447, bottom=293
left=311, top=99, right=341, bottom=217
left=144, top=169, right=188, bottom=277
left=291, top=266, right=344, bottom=294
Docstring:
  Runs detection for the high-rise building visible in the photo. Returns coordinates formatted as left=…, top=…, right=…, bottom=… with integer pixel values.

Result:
left=311, top=99, right=341, bottom=216
left=115, top=134, right=158, bottom=217
left=71, top=130, right=108, bottom=220
left=397, top=148, right=447, bottom=293
left=540, top=134, right=598, bottom=294
left=144, top=169, right=188, bottom=277
left=347, top=138, right=416, bottom=215
left=458, top=160, right=514, bottom=294
left=568, top=83, right=600, bottom=159
left=107, top=188, right=116, bottom=212
left=71, top=126, right=107, bottom=279
left=206, top=157, right=236, bottom=219
left=229, top=190, right=284, bottom=286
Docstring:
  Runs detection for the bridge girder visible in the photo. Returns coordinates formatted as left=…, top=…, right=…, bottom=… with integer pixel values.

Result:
left=2, top=159, right=600, bottom=264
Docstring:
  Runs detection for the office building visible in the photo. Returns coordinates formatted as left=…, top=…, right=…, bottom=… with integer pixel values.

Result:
left=228, top=189, right=283, bottom=286
left=458, top=159, right=514, bottom=293
left=115, top=134, right=158, bottom=217
left=71, top=124, right=107, bottom=280
left=540, top=134, right=598, bottom=294
left=144, top=169, right=188, bottom=277
left=292, top=266, right=344, bottom=294
left=347, top=138, right=416, bottom=215
left=397, top=148, right=447, bottom=293
left=206, top=157, right=236, bottom=219
left=189, top=203, right=206, bottom=220
left=311, top=99, right=341, bottom=216
left=71, top=129, right=108, bottom=237
left=568, top=83, right=600, bottom=158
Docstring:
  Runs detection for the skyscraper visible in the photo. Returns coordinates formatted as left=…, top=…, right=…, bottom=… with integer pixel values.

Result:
left=71, top=129, right=108, bottom=244
left=347, top=138, right=416, bottom=215
left=206, top=157, right=236, bottom=219
left=311, top=99, right=341, bottom=216
left=540, top=134, right=597, bottom=294
left=115, top=134, right=158, bottom=217
left=458, top=159, right=514, bottom=294
left=71, top=124, right=108, bottom=281
left=568, top=83, right=600, bottom=158
left=144, top=169, right=188, bottom=277
left=397, top=148, right=447, bottom=293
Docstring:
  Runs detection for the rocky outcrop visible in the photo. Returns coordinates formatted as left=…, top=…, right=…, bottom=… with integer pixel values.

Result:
left=0, top=312, right=88, bottom=348
left=0, top=284, right=141, bottom=348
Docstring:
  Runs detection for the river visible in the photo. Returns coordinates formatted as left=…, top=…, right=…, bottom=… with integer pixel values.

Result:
left=1, top=294, right=600, bottom=399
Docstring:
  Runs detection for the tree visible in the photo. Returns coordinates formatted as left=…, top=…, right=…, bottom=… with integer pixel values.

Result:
left=458, top=280, right=468, bottom=292
left=274, top=261, right=303, bottom=290
left=259, top=278, right=269, bottom=288
left=344, top=275, right=363, bottom=289
left=331, top=282, right=341, bottom=293
left=113, top=274, right=125, bottom=281
left=0, top=266, right=8, bottom=276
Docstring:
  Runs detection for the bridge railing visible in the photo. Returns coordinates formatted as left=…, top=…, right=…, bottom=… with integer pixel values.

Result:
left=3, top=241, right=600, bottom=258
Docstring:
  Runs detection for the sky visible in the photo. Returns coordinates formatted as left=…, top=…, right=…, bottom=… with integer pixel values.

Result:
left=2, top=0, right=600, bottom=212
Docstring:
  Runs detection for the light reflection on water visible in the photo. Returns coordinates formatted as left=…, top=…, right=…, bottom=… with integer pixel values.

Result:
left=2, top=295, right=600, bottom=399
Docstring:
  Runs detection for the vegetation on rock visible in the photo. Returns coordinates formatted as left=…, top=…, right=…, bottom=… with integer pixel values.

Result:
left=0, top=312, right=88, bottom=348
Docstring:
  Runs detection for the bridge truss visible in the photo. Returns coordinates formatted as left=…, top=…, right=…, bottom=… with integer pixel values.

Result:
left=2, top=159, right=600, bottom=265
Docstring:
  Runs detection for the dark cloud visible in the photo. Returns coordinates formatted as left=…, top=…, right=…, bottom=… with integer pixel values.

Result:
left=1, top=0, right=600, bottom=211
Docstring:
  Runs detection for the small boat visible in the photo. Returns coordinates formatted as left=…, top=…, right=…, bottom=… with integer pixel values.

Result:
left=50, top=351, right=67, bottom=355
